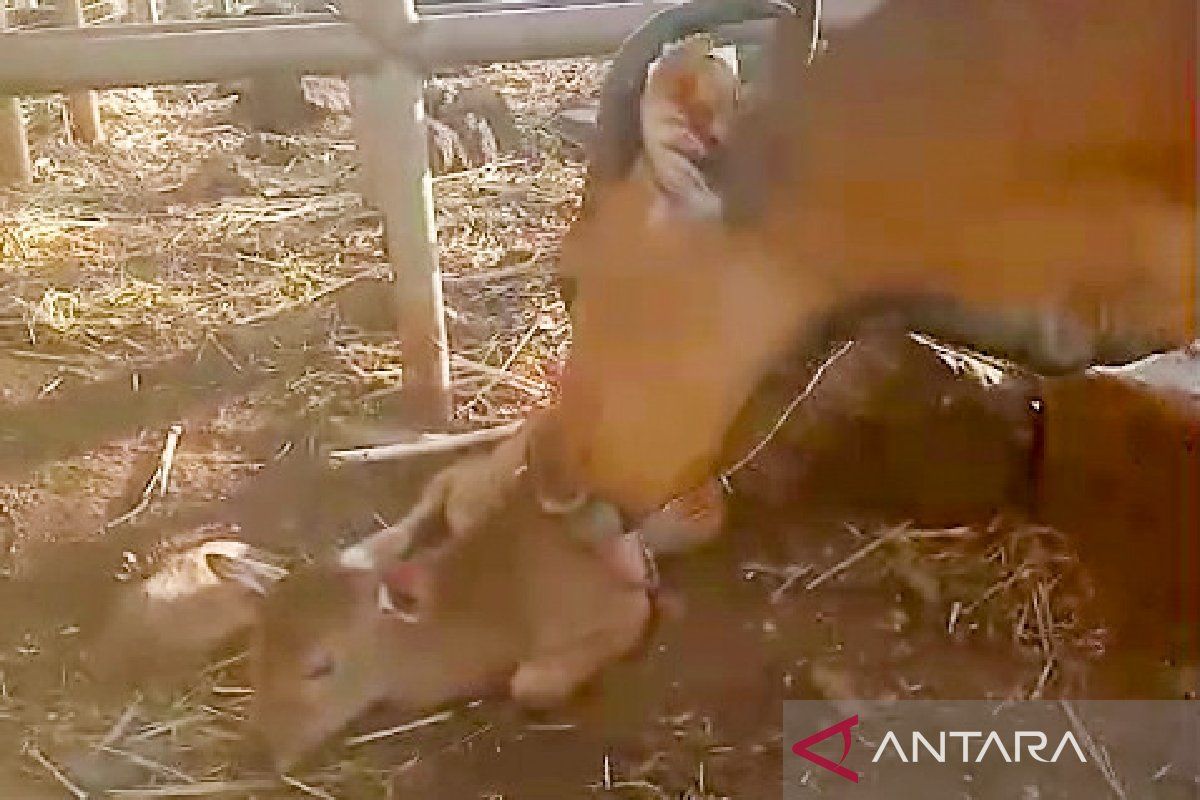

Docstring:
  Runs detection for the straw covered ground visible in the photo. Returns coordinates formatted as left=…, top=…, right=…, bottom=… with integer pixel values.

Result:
left=0, top=60, right=1160, bottom=798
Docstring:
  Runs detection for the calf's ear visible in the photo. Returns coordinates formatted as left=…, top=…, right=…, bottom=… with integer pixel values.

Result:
left=206, top=551, right=288, bottom=598
left=378, top=561, right=432, bottom=623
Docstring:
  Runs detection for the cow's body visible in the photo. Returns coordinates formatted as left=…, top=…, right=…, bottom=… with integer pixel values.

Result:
left=559, top=0, right=1197, bottom=513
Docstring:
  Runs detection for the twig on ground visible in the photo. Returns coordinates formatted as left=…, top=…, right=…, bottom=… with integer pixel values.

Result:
left=430, top=157, right=526, bottom=184
left=770, top=564, right=815, bottom=605
left=606, top=780, right=671, bottom=799
left=126, top=714, right=209, bottom=743
left=962, top=567, right=1033, bottom=617
left=744, top=561, right=817, bottom=605
left=1060, top=700, right=1128, bottom=800
left=235, top=268, right=386, bottom=326
left=99, top=700, right=141, bottom=748
left=805, top=522, right=910, bottom=592
left=104, top=423, right=183, bottom=529
left=201, top=651, right=249, bottom=676
left=328, top=421, right=522, bottom=464
left=1028, top=581, right=1057, bottom=700
left=344, top=709, right=454, bottom=747
left=24, top=743, right=88, bottom=800
left=107, top=778, right=283, bottom=796
left=280, top=775, right=337, bottom=800
left=457, top=321, right=542, bottom=416
left=96, top=745, right=196, bottom=784
left=443, top=259, right=538, bottom=284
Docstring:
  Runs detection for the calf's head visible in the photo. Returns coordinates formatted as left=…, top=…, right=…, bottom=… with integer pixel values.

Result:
left=248, top=455, right=652, bottom=771
left=247, top=557, right=491, bottom=771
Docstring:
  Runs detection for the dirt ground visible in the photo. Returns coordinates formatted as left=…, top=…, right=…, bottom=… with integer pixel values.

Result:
left=0, top=62, right=1193, bottom=799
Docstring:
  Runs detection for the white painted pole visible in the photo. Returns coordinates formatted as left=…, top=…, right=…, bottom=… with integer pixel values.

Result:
left=130, top=0, right=159, bottom=24
left=347, top=75, right=382, bottom=206
left=0, top=6, right=33, bottom=187
left=164, top=0, right=196, bottom=20
left=356, top=0, right=451, bottom=425
left=59, top=0, right=105, bottom=145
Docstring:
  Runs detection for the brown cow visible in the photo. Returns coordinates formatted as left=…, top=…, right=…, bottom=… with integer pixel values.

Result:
left=558, top=0, right=1196, bottom=515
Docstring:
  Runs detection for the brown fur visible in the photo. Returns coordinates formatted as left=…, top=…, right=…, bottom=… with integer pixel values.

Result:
left=1039, top=351, right=1199, bottom=664
left=337, top=424, right=532, bottom=569
left=341, top=407, right=720, bottom=571
left=249, top=474, right=651, bottom=770
left=559, top=0, right=1197, bottom=513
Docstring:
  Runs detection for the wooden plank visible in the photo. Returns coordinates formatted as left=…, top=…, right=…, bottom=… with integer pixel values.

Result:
left=164, top=0, right=196, bottom=20
left=0, top=7, right=33, bottom=186
left=355, top=0, right=451, bottom=425
left=130, top=0, right=160, bottom=24
left=59, top=0, right=105, bottom=144
left=0, top=4, right=747, bottom=94
left=347, top=74, right=381, bottom=205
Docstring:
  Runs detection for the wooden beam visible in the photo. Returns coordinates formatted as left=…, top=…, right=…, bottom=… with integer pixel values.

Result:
left=58, top=0, right=105, bottom=145
left=0, top=95, right=31, bottom=186
left=163, top=0, right=196, bottom=20
left=0, top=8, right=32, bottom=187
left=129, top=0, right=159, bottom=24
left=355, top=0, right=451, bottom=425
left=347, top=75, right=381, bottom=205
left=0, top=4, right=769, bottom=94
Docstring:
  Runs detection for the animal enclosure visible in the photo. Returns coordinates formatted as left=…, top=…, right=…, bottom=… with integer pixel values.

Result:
left=0, top=1, right=1196, bottom=797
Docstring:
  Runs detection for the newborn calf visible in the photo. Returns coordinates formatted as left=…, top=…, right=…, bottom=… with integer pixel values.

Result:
left=248, top=471, right=652, bottom=770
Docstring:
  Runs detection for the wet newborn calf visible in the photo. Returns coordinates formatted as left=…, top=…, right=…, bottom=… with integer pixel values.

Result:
left=249, top=472, right=653, bottom=770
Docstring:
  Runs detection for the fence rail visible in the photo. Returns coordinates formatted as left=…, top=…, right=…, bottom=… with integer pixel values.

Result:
left=0, top=0, right=774, bottom=422
left=0, top=3, right=773, bottom=93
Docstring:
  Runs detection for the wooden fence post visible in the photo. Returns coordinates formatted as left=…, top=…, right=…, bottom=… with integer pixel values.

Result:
left=347, top=76, right=381, bottom=207
left=0, top=6, right=33, bottom=186
left=59, top=0, right=105, bottom=144
left=354, top=0, right=452, bottom=425
left=163, top=0, right=195, bottom=20
left=130, top=0, right=159, bottom=24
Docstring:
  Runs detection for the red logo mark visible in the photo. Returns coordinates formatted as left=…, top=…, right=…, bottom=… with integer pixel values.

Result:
left=792, top=714, right=859, bottom=783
